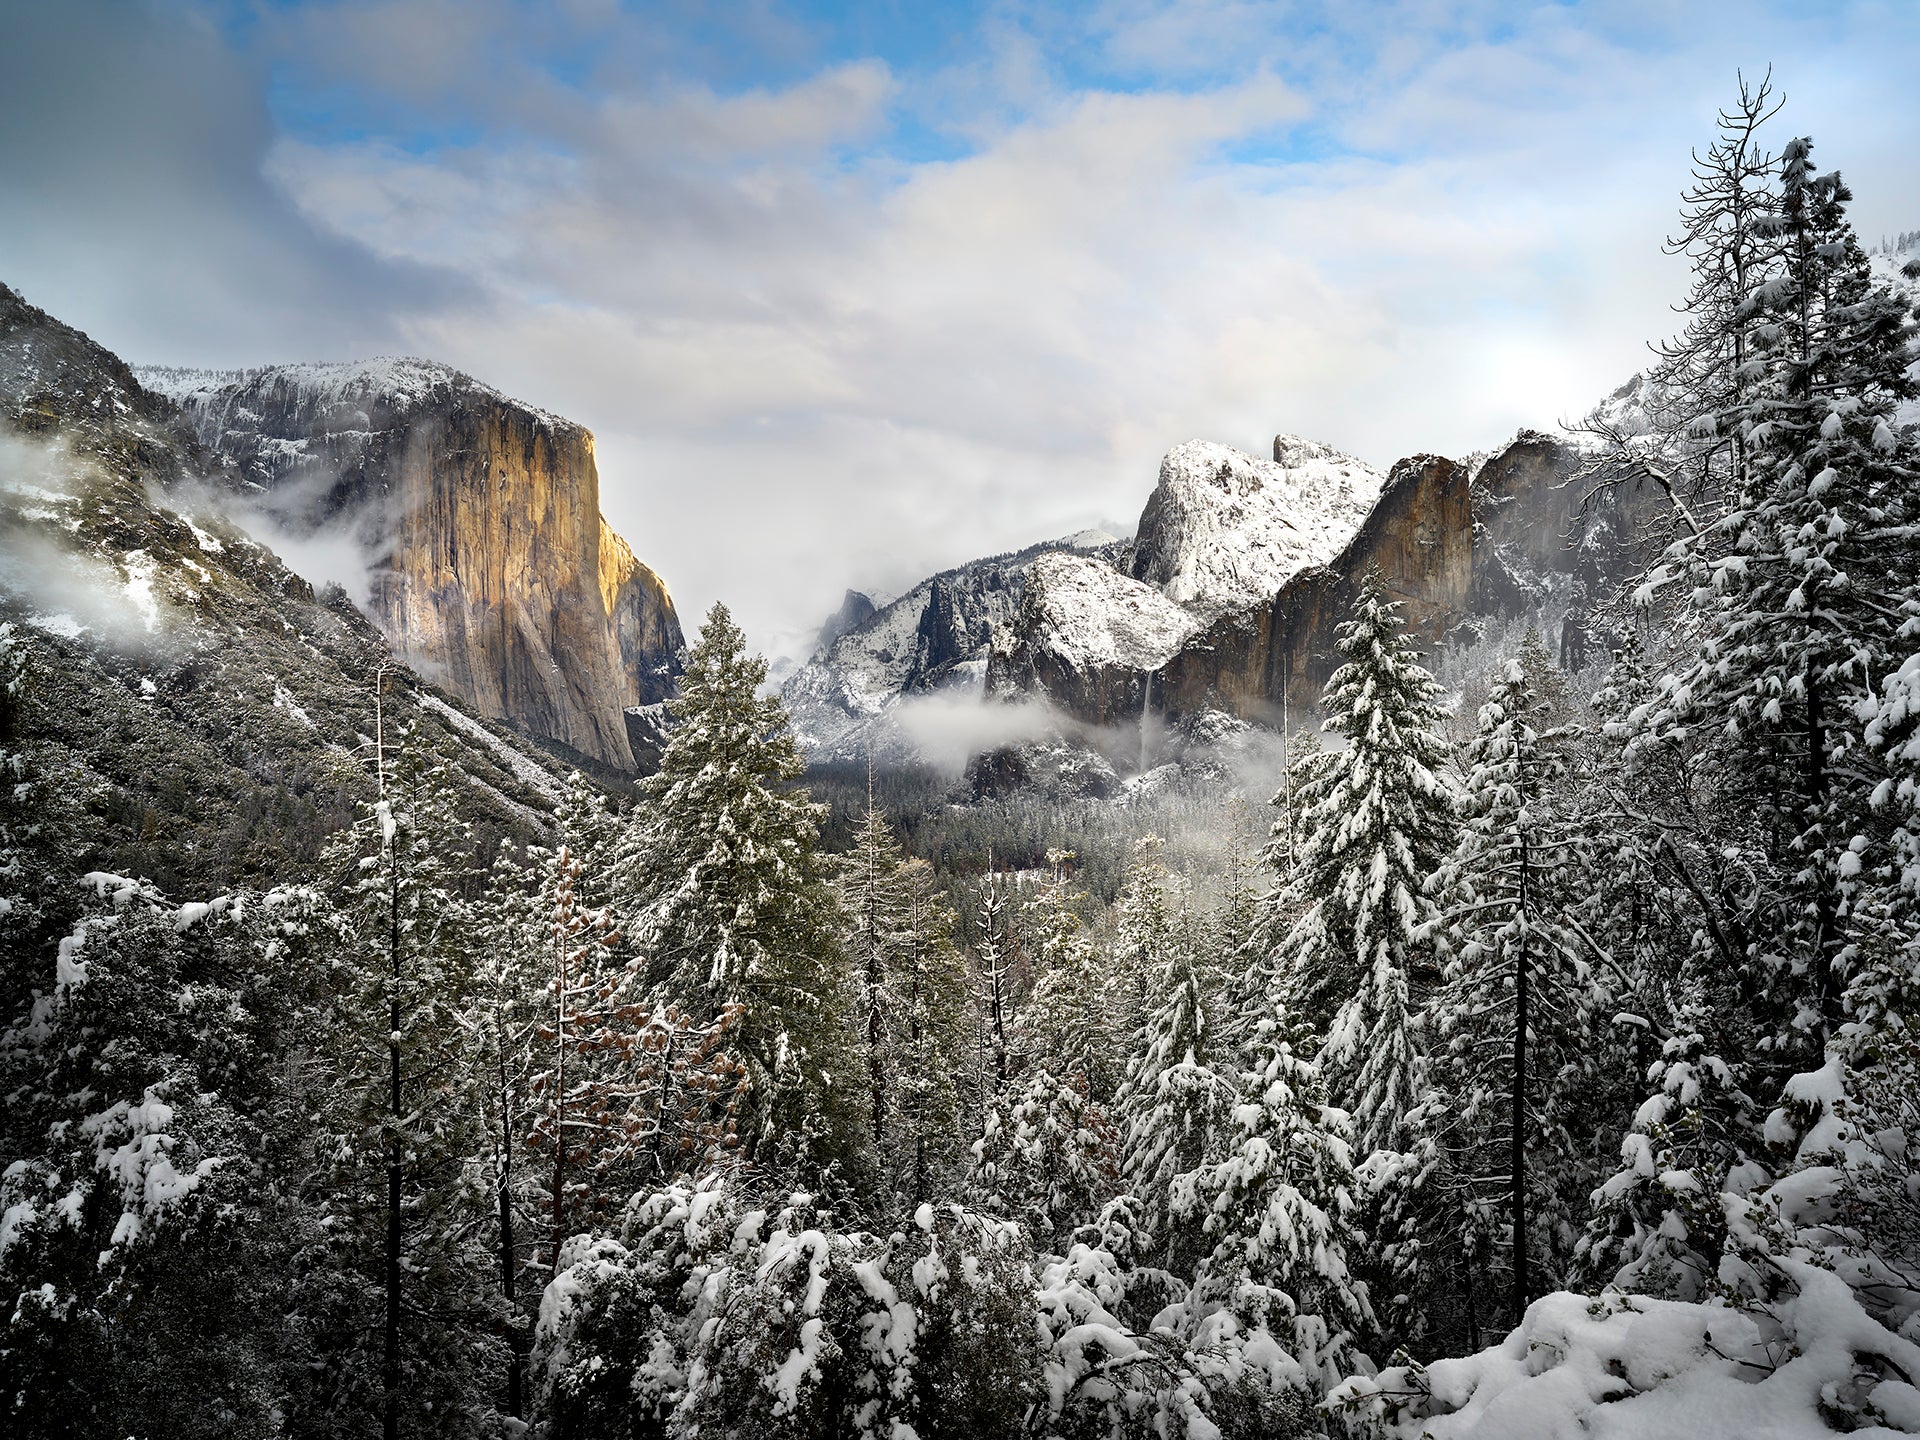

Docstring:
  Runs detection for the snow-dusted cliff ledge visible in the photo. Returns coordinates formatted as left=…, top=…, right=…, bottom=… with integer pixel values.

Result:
left=1130, top=436, right=1383, bottom=617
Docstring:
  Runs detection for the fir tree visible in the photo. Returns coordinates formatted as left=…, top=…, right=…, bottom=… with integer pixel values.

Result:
left=317, top=715, right=499, bottom=1439
left=892, top=855, right=974, bottom=1204
left=1018, top=850, right=1122, bottom=1105
left=1115, top=859, right=1234, bottom=1273
left=1177, top=1008, right=1373, bottom=1394
left=1424, top=654, right=1608, bottom=1323
left=837, top=787, right=974, bottom=1206
left=972, top=862, right=1021, bottom=1104
left=1273, top=574, right=1458, bottom=1153
left=617, top=603, right=862, bottom=1173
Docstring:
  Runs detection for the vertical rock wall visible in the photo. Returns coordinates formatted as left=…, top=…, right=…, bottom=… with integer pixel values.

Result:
left=148, top=360, right=683, bottom=771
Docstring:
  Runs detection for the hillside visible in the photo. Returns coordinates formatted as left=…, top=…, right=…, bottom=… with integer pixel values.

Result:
left=0, top=282, right=583, bottom=893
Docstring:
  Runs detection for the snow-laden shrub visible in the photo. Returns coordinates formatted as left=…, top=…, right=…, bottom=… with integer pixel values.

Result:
left=537, top=1180, right=1035, bottom=1439
left=1335, top=1050, right=1920, bottom=1440
left=538, top=1178, right=1344, bottom=1439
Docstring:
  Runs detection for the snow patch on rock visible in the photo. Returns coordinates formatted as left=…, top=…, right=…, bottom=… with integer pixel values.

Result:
left=1022, top=551, right=1199, bottom=672
left=1132, top=438, right=1383, bottom=617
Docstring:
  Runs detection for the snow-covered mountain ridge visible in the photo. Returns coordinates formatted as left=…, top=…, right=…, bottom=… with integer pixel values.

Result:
left=780, top=433, right=1381, bottom=762
left=136, top=357, right=581, bottom=460
left=782, top=530, right=1120, bottom=760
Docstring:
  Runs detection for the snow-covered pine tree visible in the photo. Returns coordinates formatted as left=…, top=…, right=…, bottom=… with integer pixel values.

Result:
left=837, top=787, right=974, bottom=1206
left=1274, top=573, right=1457, bottom=1154
left=1115, top=858, right=1235, bottom=1274
left=892, top=854, right=975, bottom=1204
left=1019, top=849, right=1122, bottom=1105
left=1216, top=830, right=1278, bottom=1074
left=1578, top=71, right=1783, bottom=526
left=532, top=839, right=624, bottom=1259
left=1576, top=1004, right=1759, bottom=1301
left=317, top=714, right=499, bottom=1439
left=965, top=1063, right=1118, bottom=1255
left=1423, top=654, right=1609, bottom=1326
left=616, top=603, right=863, bottom=1175
left=469, top=841, right=544, bottom=1422
left=839, top=772, right=912, bottom=1154
left=0, top=872, right=337, bottom=1439
left=1110, top=835, right=1176, bottom=1048
left=972, top=861, right=1021, bottom=1104
left=1670, top=136, right=1914, bottom=1060
left=1176, top=1005, right=1373, bottom=1397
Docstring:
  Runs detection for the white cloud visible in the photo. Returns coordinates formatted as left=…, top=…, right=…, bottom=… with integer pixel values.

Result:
left=8, top=0, right=1917, bottom=663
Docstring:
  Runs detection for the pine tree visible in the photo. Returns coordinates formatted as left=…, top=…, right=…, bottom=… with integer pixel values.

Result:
left=966, top=1065, right=1118, bottom=1254
left=317, top=713, right=498, bottom=1438
left=1424, top=654, right=1607, bottom=1324
left=616, top=603, right=862, bottom=1174
left=1018, top=850, right=1122, bottom=1105
left=840, top=772, right=912, bottom=1154
left=837, top=786, right=973, bottom=1206
left=892, top=855, right=974, bottom=1204
left=1110, top=836, right=1176, bottom=1047
left=1274, top=574, right=1458, bottom=1154
left=1115, top=859, right=1234, bottom=1273
left=1579, top=72, right=1783, bottom=525
left=1177, top=1007, right=1373, bottom=1394
left=972, top=862, right=1021, bottom=1105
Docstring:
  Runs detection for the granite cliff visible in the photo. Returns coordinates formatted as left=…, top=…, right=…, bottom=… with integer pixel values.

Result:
left=987, top=429, right=1663, bottom=746
left=140, top=359, right=682, bottom=771
left=998, top=432, right=1658, bottom=744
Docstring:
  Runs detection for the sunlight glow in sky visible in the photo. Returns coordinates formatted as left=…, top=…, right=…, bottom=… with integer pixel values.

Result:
left=3, top=0, right=1917, bottom=655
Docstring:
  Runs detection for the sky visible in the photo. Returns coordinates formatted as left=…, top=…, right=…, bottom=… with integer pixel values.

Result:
left=3, top=1, right=1917, bottom=659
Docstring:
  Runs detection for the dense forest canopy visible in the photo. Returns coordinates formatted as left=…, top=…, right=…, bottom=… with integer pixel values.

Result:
left=5, top=78, right=1920, bottom=1440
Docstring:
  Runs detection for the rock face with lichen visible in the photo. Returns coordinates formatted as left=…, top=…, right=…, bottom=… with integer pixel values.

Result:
left=140, top=358, right=682, bottom=771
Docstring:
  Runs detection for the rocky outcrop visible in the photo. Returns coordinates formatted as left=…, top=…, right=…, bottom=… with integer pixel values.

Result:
left=1151, top=451, right=1471, bottom=721
left=816, top=589, right=878, bottom=654
left=1, top=283, right=581, bottom=891
left=140, top=359, right=683, bottom=770
left=991, top=551, right=1198, bottom=729
left=781, top=535, right=1119, bottom=762
left=991, top=431, right=1662, bottom=740
left=1130, top=436, right=1383, bottom=616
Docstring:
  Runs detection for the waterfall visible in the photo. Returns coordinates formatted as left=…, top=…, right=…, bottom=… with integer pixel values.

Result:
left=1140, top=668, right=1154, bottom=772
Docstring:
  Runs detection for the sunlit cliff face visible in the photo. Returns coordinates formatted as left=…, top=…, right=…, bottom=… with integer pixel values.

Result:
left=148, top=362, right=685, bottom=772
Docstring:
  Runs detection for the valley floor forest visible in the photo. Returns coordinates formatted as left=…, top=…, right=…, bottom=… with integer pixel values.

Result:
left=7, top=79, right=1920, bottom=1440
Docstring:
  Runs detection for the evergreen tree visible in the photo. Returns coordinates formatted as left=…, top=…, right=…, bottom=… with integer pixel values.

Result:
left=972, top=863, right=1021, bottom=1104
left=966, top=1066, right=1118, bottom=1255
left=1177, top=1008, right=1373, bottom=1394
left=315, top=717, right=499, bottom=1438
left=892, top=855, right=975, bottom=1204
left=1424, top=655, right=1608, bottom=1324
left=837, top=787, right=973, bottom=1207
left=1115, top=860, right=1234, bottom=1273
left=1018, top=850, right=1122, bottom=1105
left=0, top=877, right=328, bottom=1439
left=1583, top=73, right=1783, bottom=522
left=840, top=774, right=912, bottom=1154
left=617, top=604, right=863, bottom=1174
left=1273, top=574, right=1458, bottom=1153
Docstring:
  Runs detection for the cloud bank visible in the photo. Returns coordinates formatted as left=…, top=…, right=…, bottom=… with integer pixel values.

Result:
left=3, top=1, right=1916, bottom=660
